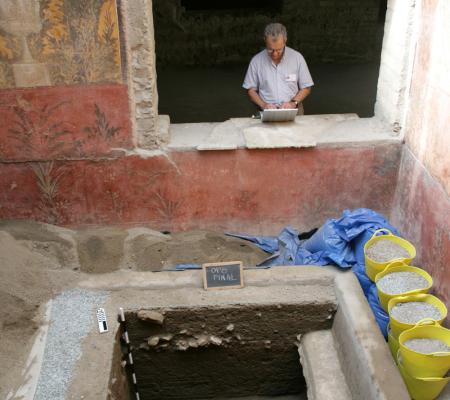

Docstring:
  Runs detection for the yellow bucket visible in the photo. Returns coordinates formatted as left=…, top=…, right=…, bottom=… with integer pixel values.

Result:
left=364, top=229, right=416, bottom=281
left=388, top=294, right=447, bottom=339
left=388, top=323, right=400, bottom=361
left=399, top=319, right=450, bottom=378
left=375, top=261, right=432, bottom=312
left=397, top=351, right=450, bottom=400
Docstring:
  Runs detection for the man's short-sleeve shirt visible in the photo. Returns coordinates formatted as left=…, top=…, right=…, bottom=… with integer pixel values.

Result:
left=242, top=46, right=314, bottom=104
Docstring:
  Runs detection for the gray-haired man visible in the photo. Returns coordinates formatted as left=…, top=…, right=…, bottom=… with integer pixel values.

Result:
left=243, top=23, right=314, bottom=115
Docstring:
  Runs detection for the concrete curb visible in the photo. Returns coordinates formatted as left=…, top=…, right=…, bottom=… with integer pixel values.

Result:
left=298, top=330, right=352, bottom=400
left=332, top=271, right=410, bottom=400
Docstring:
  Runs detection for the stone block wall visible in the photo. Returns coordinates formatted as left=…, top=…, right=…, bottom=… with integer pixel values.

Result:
left=154, top=0, right=384, bottom=67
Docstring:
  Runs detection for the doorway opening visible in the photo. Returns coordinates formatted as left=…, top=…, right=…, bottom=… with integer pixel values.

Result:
left=153, top=0, right=387, bottom=123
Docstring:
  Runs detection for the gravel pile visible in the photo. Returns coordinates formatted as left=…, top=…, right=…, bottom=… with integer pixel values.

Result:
left=366, top=239, right=410, bottom=262
left=377, top=271, right=428, bottom=295
left=34, top=289, right=108, bottom=400
left=390, top=301, right=442, bottom=324
left=404, top=338, right=450, bottom=354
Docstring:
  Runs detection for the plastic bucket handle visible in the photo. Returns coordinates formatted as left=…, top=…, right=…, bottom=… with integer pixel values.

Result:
left=412, top=319, right=450, bottom=356
left=380, top=260, right=409, bottom=274
left=416, top=318, right=441, bottom=327
left=371, top=228, right=394, bottom=239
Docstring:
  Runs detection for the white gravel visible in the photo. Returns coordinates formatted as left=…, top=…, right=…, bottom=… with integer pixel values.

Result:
left=404, top=338, right=450, bottom=354
left=377, top=271, right=428, bottom=295
left=390, top=301, right=442, bottom=324
left=34, top=289, right=108, bottom=400
left=366, top=239, right=410, bottom=262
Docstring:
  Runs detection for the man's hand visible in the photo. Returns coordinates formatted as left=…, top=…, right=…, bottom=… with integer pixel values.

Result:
left=263, top=103, right=277, bottom=109
left=280, top=102, right=296, bottom=109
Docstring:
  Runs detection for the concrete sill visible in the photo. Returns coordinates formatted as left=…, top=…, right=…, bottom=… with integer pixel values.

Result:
left=167, top=114, right=401, bottom=151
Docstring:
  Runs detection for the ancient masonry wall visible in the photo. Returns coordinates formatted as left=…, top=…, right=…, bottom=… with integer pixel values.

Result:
left=0, top=145, right=401, bottom=233
left=121, top=0, right=166, bottom=148
left=154, top=0, right=384, bottom=67
left=0, top=0, right=162, bottom=151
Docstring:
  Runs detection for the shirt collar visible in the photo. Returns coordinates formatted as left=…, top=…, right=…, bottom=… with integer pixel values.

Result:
left=266, top=46, right=287, bottom=67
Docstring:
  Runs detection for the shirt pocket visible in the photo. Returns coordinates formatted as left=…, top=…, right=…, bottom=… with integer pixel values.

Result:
left=285, top=73, right=297, bottom=82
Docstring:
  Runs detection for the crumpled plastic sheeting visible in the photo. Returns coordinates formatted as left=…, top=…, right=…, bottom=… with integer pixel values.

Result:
left=225, top=208, right=398, bottom=337
left=227, top=208, right=399, bottom=269
left=176, top=208, right=398, bottom=338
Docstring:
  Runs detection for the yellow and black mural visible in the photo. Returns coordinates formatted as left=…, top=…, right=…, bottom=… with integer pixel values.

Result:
left=0, top=0, right=122, bottom=89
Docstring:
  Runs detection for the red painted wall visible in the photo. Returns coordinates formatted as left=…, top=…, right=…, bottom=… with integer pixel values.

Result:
left=403, top=0, right=449, bottom=194
left=391, top=148, right=450, bottom=318
left=0, top=84, right=133, bottom=161
left=0, top=145, right=400, bottom=233
left=391, top=0, right=450, bottom=319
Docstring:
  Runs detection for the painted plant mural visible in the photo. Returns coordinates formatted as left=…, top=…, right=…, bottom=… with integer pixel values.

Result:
left=0, top=0, right=122, bottom=89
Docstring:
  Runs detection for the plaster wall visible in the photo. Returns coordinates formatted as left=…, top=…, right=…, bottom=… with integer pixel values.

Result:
left=0, top=145, right=401, bottom=233
left=0, top=0, right=123, bottom=89
left=374, top=0, right=417, bottom=130
left=391, top=0, right=450, bottom=316
left=0, top=84, right=132, bottom=161
left=0, top=0, right=163, bottom=151
left=402, top=0, right=450, bottom=194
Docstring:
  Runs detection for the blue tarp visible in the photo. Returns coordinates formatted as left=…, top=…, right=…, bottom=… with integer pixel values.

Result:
left=225, top=208, right=400, bottom=338
left=176, top=208, right=401, bottom=338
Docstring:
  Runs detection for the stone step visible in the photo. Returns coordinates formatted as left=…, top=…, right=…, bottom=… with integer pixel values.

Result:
left=298, top=330, right=352, bottom=400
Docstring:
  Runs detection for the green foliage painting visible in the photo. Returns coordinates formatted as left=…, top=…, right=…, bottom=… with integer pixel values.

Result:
left=0, top=0, right=122, bottom=88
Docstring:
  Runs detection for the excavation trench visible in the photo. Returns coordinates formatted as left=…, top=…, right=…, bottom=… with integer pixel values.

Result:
left=110, top=301, right=335, bottom=400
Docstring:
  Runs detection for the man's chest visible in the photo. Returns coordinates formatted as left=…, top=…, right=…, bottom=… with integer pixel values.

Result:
left=260, top=63, right=298, bottom=87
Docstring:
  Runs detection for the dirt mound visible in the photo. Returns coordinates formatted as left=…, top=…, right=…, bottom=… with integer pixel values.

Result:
left=0, top=219, right=79, bottom=270
left=0, top=231, right=77, bottom=398
left=76, top=227, right=128, bottom=273
left=135, top=230, right=269, bottom=271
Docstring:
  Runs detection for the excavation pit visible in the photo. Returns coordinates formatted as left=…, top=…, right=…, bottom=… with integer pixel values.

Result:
left=13, top=267, right=412, bottom=400
left=117, top=300, right=335, bottom=400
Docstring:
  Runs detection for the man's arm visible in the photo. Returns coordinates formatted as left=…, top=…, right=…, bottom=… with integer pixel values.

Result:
left=292, top=86, right=312, bottom=103
left=280, top=86, right=312, bottom=109
left=248, top=88, right=276, bottom=109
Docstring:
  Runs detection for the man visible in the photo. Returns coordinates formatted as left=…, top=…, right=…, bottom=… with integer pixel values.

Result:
left=243, top=23, right=314, bottom=115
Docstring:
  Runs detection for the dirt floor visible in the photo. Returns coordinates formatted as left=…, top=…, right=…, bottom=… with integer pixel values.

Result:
left=0, top=220, right=270, bottom=398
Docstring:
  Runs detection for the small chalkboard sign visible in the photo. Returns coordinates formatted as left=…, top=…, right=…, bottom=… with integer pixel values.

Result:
left=202, top=261, right=244, bottom=290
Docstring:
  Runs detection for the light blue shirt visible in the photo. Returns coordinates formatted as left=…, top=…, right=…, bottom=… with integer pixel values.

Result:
left=243, top=46, right=314, bottom=104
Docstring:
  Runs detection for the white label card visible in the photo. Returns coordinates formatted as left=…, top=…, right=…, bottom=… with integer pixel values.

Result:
left=96, top=308, right=108, bottom=333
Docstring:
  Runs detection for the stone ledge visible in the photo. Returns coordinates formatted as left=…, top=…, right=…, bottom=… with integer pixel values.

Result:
left=299, top=330, right=352, bottom=400
left=332, top=270, right=410, bottom=400
left=78, top=266, right=336, bottom=291
left=168, top=115, right=401, bottom=151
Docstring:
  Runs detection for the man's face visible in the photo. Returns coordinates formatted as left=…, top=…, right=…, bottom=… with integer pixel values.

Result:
left=266, top=35, right=286, bottom=63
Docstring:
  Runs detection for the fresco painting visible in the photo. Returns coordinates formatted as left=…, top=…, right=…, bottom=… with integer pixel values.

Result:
left=0, top=0, right=122, bottom=89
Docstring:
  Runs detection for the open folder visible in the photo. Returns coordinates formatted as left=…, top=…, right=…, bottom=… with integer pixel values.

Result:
left=260, top=108, right=298, bottom=122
